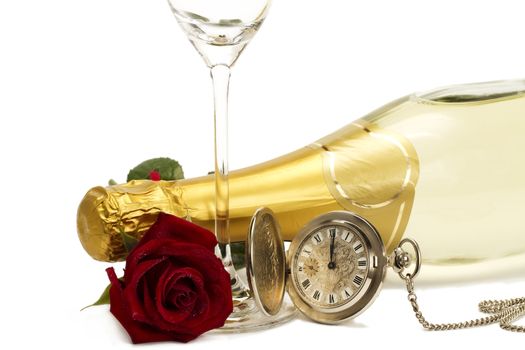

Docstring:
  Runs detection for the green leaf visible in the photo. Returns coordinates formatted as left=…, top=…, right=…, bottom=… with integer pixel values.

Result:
left=120, top=230, right=139, bottom=253
left=127, top=157, right=184, bottom=182
left=108, top=179, right=117, bottom=186
left=81, top=283, right=111, bottom=311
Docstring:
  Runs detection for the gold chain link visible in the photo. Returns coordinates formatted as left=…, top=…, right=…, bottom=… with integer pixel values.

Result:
left=404, top=274, right=525, bottom=332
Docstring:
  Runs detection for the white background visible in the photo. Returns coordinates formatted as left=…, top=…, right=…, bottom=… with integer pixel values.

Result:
left=1, top=0, right=524, bottom=348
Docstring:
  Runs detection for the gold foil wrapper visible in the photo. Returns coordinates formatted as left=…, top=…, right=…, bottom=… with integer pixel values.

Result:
left=77, top=119, right=419, bottom=262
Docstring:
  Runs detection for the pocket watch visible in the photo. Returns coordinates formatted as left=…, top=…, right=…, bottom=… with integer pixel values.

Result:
left=246, top=208, right=525, bottom=331
left=246, top=208, right=398, bottom=324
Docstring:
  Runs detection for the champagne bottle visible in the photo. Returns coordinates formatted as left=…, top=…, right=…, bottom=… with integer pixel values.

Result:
left=77, top=79, right=525, bottom=280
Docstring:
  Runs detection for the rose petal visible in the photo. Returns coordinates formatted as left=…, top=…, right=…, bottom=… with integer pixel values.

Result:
left=161, top=267, right=199, bottom=311
left=136, top=213, right=217, bottom=253
left=200, top=283, right=234, bottom=330
left=131, top=240, right=226, bottom=283
left=142, top=278, right=189, bottom=330
left=141, top=275, right=208, bottom=342
left=106, top=267, right=122, bottom=293
left=166, top=277, right=194, bottom=308
left=179, top=267, right=232, bottom=333
left=168, top=286, right=193, bottom=308
left=123, top=257, right=167, bottom=324
left=156, top=256, right=231, bottom=335
left=155, top=267, right=202, bottom=324
left=106, top=268, right=175, bottom=344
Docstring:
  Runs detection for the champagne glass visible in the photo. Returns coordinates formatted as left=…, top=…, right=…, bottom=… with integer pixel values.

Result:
left=166, top=0, right=295, bottom=330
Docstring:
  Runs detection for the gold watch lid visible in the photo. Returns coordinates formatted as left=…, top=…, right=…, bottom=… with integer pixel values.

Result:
left=246, top=207, right=286, bottom=316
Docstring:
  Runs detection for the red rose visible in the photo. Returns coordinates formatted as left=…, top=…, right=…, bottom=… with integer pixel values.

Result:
left=106, top=213, right=233, bottom=343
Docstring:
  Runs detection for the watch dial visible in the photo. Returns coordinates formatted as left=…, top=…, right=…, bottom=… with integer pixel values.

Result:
left=292, top=225, right=369, bottom=308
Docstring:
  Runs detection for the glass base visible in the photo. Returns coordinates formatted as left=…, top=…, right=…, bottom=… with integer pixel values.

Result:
left=212, top=250, right=297, bottom=332
left=214, top=298, right=296, bottom=333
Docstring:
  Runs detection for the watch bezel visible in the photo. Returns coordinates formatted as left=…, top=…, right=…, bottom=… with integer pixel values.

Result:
left=287, top=211, right=387, bottom=324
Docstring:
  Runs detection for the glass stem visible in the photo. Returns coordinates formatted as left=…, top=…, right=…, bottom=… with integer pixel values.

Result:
left=210, top=64, right=249, bottom=300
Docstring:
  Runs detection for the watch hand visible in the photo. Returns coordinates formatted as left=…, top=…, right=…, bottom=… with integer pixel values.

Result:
left=328, top=229, right=336, bottom=269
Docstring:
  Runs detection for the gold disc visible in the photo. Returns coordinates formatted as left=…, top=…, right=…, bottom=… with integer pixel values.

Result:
left=246, top=207, right=286, bottom=316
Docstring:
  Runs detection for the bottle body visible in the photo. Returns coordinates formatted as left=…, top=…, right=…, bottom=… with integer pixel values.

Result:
left=77, top=79, right=525, bottom=281
left=370, top=80, right=525, bottom=280
left=78, top=121, right=417, bottom=261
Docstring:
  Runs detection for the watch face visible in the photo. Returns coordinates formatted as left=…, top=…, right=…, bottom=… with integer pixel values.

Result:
left=288, top=211, right=387, bottom=324
left=292, top=225, right=369, bottom=308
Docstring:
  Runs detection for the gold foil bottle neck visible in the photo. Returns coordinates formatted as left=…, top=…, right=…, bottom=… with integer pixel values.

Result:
left=77, top=181, right=189, bottom=261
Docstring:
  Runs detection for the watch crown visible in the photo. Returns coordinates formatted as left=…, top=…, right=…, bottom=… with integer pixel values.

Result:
left=390, top=247, right=412, bottom=273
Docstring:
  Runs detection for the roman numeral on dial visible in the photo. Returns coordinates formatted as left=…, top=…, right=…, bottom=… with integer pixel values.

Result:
left=344, top=288, right=352, bottom=299
left=353, top=275, right=364, bottom=287
left=313, top=233, right=322, bottom=244
left=329, top=294, right=336, bottom=304
left=313, top=290, right=321, bottom=300
left=342, top=230, right=354, bottom=242
left=357, top=258, right=367, bottom=269
left=329, top=228, right=336, bottom=239
left=302, top=247, right=312, bottom=256
left=353, top=242, right=364, bottom=253
left=301, top=279, right=311, bottom=290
